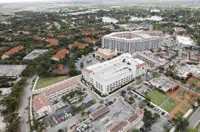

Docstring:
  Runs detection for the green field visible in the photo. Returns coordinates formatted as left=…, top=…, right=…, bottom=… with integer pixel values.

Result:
left=161, top=98, right=178, bottom=112
left=177, top=90, right=186, bottom=97
left=191, top=78, right=200, bottom=86
left=35, top=76, right=69, bottom=89
left=175, top=111, right=184, bottom=118
left=147, top=89, right=168, bottom=106
left=195, top=121, right=200, bottom=131
left=182, top=105, right=190, bottom=112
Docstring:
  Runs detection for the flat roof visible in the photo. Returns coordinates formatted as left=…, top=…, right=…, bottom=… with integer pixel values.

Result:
left=0, top=65, right=27, bottom=77
left=23, top=49, right=48, bottom=60
left=103, top=30, right=163, bottom=41
left=150, top=76, right=178, bottom=92
left=176, top=35, right=194, bottom=46
left=85, top=54, right=145, bottom=83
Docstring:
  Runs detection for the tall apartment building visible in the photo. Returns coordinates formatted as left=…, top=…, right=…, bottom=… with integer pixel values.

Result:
left=82, top=53, right=147, bottom=95
left=101, top=30, right=165, bottom=53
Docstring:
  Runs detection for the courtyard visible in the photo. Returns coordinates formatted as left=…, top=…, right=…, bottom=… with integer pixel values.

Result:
left=146, top=87, right=195, bottom=118
left=35, top=76, right=69, bottom=89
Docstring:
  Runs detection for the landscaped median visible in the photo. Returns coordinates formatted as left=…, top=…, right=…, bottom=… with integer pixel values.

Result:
left=35, top=76, right=69, bottom=89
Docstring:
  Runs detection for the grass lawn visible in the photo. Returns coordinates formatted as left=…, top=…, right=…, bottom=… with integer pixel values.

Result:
left=190, top=78, right=200, bottom=85
left=195, top=121, right=200, bottom=131
left=177, top=90, right=186, bottom=97
left=182, top=105, right=190, bottom=112
left=35, top=76, right=69, bottom=89
left=161, top=98, right=178, bottom=112
left=147, top=89, right=168, bottom=106
left=175, top=111, right=184, bottom=118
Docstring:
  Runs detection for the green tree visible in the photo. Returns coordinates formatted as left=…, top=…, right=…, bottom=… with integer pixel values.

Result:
left=132, top=128, right=140, bottom=132
left=175, top=117, right=189, bottom=132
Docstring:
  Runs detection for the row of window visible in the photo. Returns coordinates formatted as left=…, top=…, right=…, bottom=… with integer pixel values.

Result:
left=46, top=85, right=78, bottom=101
left=103, top=38, right=161, bottom=52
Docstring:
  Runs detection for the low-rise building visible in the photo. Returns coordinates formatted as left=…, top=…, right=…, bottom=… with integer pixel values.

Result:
left=51, top=49, right=69, bottom=61
left=83, top=38, right=97, bottom=45
left=95, top=48, right=117, bottom=60
left=32, top=77, right=80, bottom=119
left=90, top=106, right=110, bottom=120
left=176, top=35, right=195, bottom=47
left=119, top=23, right=153, bottom=31
left=135, top=51, right=168, bottom=69
left=47, top=38, right=59, bottom=46
left=175, top=64, right=200, bottom=79
left=107, top=108, right=144, bottom=132
left=1, top=45, right=24, bottom=59
left=82, top=53, right=147, bottom=95
left=33, top=94, right=52, bottom=119
left=174, top=27, right=186, bottom=34
left=23, top=49, right=48, bottom=60
left=0, top=65, right=27, bottom=78
left=149, top=75, right=178, bottom=93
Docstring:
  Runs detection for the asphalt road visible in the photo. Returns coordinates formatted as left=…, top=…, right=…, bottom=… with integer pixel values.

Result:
left=19, top=76, right=36, bottom=132
left=189, top=107, right=200, bottom=128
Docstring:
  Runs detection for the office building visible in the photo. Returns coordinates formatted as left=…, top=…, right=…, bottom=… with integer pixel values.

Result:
left=82, top=53, right=147, bottom=95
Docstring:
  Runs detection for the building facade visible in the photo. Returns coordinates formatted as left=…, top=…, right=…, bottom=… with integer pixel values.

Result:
left=101, top=31, right=165, bottom=53
left=82, top=54, right=147, bottom=95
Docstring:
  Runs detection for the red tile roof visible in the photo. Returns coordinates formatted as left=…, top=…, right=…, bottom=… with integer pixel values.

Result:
left=108, top=121, right=128, bottom=132
left=47, top=38, right=59, bottom=46
left=84, top=68, right=93, bottom=73
left=95, top=50, right=117, bottom=60
left=128, top=114, right=138, bottom=123
left=68, top=42, right=88, bottom=49
left=35, top=36, right=43, bottom=41
left=83, top=38, right=97, bottom=44
left=136, top=63, right=146, bottom=69
left=90, top=106, right=109, bottom=120
left=33, top=94, right=50, bottom=111
left=43, top=78, right=79, bottom=97
left=3, top=45, right=24, bottom=57
left=52, top=49, right=69, bottom=61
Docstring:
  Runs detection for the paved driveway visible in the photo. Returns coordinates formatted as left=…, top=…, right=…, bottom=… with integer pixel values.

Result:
left=19, top=76, right=36, bottom=132
left=189, top=107, right=200, bottom=128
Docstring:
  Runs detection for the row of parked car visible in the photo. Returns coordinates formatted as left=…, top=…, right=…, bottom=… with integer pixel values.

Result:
left=52, top=112, right=72, bottom=125
left=76, top=122, right=93, bottom=132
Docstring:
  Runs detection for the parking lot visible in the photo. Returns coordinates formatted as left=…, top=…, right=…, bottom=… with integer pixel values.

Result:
left=44, top=105, right=73, bottom=127
left=76, top=98, right=135, bottom=132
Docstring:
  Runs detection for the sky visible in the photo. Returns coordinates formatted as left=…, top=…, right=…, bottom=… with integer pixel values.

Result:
left=0, top=0, right=55, bottom=2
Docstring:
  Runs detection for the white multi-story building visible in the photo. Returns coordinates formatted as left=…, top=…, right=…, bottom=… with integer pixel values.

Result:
left=82, top=54, right=147, bottom=95
left=101, top=30, right=165, bottom=53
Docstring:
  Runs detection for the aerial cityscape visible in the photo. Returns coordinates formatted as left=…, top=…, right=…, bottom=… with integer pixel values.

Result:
left=0, top=0, right=200, bottom=132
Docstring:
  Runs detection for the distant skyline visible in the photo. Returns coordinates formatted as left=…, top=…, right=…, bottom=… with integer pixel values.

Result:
left=0, top=0, right=198, bottom=3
